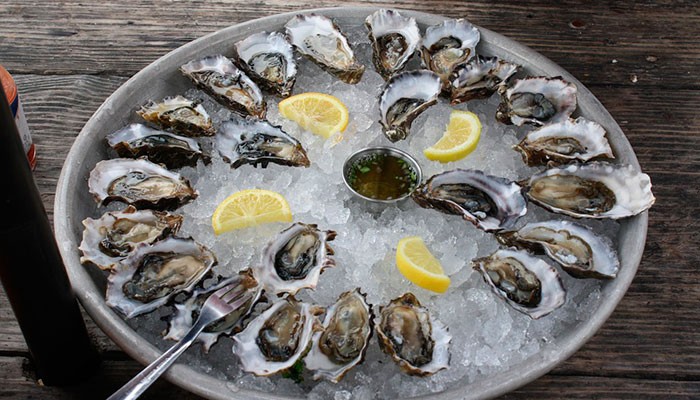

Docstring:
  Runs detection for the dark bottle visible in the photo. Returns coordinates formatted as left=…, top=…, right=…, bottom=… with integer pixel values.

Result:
left=0, top=84, right=100, bottom=385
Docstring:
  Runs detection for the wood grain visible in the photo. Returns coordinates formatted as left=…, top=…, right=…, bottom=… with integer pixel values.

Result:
left=1, top=0, right=699, bottom=398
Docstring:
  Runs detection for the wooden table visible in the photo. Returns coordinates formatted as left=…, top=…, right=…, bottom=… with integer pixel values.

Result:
left=1, top=1, right=698, bottom=398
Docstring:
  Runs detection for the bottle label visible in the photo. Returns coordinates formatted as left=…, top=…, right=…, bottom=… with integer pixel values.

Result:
left=13, top=99, right=35, bottom=168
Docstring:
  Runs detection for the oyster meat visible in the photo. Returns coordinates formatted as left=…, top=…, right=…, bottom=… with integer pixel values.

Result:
left=449, top=55, right=520, bottom=103
left=515, top=117, right=614, bottom=166
left=497, top=220, right=619, bottom=279
left=285, top=14, right=365, bottom=84
left=365, top=9, right=421, bottom=79
left=379, top=70, right=442, bottom=142
left=375, top=293, right=451, bottom=376
left=234, top=31, right=297, bottom=98
left=421, top=18, right=480, bottom=87
left=216, top=115, right=310, bottom=169
left=255, top=223, right=336, bottom=296
left=164, top=270, right=262, bottom=352
left=496, top=76, right=577, bottom=126
left=106, top=123, right=208, bottom=169
left=87, top=158, right=197, bottom=210
left=305, top=288, right=373, bottom=382
left=232, top=297, right=321, bottom=376
left=522, top=162, right=655, bottom=219
left=79, top=206, right=182, bottom=271
left=106, top=237, right=215, bottom=318
left=137, top=95, right=214, bottom=137
left=412, top=169, right=527, bottom=232
left=180, top=55, right=266, bottom=118
left=472, top=249, right=566, bottom=319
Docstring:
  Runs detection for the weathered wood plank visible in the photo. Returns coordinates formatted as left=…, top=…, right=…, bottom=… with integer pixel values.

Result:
left=1, top=1, right=698, bottom=89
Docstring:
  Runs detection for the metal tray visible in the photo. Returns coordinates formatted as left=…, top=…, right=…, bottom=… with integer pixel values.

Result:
left=54, top=7, right=648, bottom=399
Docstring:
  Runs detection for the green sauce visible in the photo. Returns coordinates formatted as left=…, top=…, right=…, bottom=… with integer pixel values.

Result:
left=347, top=153, right=418, bottom=200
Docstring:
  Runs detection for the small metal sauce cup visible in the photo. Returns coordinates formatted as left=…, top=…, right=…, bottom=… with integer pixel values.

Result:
left=342, top=146, right=422, bottom=204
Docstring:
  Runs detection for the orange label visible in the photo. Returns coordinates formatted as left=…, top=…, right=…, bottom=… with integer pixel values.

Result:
left=0, top=64, right=17, bottom=102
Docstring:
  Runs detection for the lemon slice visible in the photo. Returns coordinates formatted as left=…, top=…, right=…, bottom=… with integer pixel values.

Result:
left=424, top=110, right=482, bottom=162
left=396, top=236, right=451, bottom=293
left=278, top=92, right=349, bottom=138
left=211, top=189, right=292, bottom=235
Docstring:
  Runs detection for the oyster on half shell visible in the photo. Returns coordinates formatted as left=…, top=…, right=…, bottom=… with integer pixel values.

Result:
left=472, top=249, right=566, bottom=319
left=87, top=158, right=197, bottom=210
left=496, top=76, right=577, bottom=126
left=522, top=162, right=655, bottom=219
left=79, top=206, right=182, bottom=271
left=285, top=14, right=365, bottom=84
left=365, top=9, right=421, bottom=79
left=375, top=293, right=451, bottom=376
left=234, top=31, right=297, bottom=98
left=421, top=18, right=480, bottom=87
left=137, top=95, right=214, bottom=137
left=255, top=223, right=336, bottom=296
left=106, top=237, right=215, bottom=318
left=449, top=55, right=520, bottom=103
left=305, top=288, right=373, bottom=382
left=412, top=169, right=527, bottom=232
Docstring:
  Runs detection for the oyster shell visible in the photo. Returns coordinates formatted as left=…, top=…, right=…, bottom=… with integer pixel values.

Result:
left=180, top=55, right=266, bottom=118
left=365, top=9, right=421, bottom=79
left=255, top=223, right=336, bottom=296
left=106, top=124, right=208, bottom=169
left=449, top=55, right=520, bottom=103
left=496, top=76, right=577, bottom=126
left=137, top=95, right=214, bottom=137
left=515, top=117, right=614, bottom=166
left=285, top=14, right=365, bottom=84
left=375, top=293, right=451, bottom=376
left=379, top=70, right=442, bottom=142
left=164, top=270, right=262, bottom=352
left=216, top=115, right=310, bottom=169
left=79, top=206, right=182, bottom=271
left=305, top=288, right=373, bottom=382
left=233, top=31, right=297, bottom=98
left=421, top=18, right=480, bottom=87
left=497, top=220, right=619, bottom=279
left=232, top=297, right=321, bottom=376
left=87, top=158, right=197, bottom=210
left=106, top=237, right=215, bottom=318
left=522, top=162, right=655, bottom=219
left=412, top=169, right=527, bottom=232
left=472, top=249, right=566, bottom=319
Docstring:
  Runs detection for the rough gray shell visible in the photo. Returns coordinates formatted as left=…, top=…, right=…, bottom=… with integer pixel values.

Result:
left=421, top=18, right=480, bottom=87
left=365, top=9, right=421, bottom=79
left=496, top=76, right=577, bottom=126
left=234, top=31, right=297, bottom=98
left=449, top=55, right=520, bottom=103
left=137, top=95, right=214, bottom=137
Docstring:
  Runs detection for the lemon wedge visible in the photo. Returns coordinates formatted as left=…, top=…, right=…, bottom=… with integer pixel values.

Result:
left=396, top=236, right=451, bottom=293
left=278, top=92, right=349, bottom=138
left=211, top=189, right=292, bottom=235
left=424, top=110, right=482, bottom=162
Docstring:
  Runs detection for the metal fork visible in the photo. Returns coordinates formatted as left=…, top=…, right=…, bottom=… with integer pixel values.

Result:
left=107, top=282, right=253, bottom=400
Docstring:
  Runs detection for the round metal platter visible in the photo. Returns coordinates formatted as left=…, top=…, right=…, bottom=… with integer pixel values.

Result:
left=54, top=7, right=648, bottom=400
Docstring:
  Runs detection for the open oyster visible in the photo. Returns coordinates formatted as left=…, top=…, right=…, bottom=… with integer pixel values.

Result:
left=305, top=289, right=373, bottom=382
left=79, top=206, right=182, bottom=271
left=232, top=297, right=321, bottom=376
left=180, top=55, right=266, bottom=118
left=164, top=270, right=262, bottom=352
left=106, top=124, right=208, bottom=169
left=496, top=76, right=577, bottom=126
left=234, top=31, right=297, bottom=98
left=137, top=95, right=214, bottom=136
left=285, top=14, right=365, bottom=84
left=216, top=115, right=310, bottom=169
left=449, top=55, right=520, bottom=103
left=365, top=9, right=421, bottom=79
left=497, top=220, right=619, bottom=279
left=255, top=223, right=336, bottom=296
left=376, top=293, right=451, bottom=376
left=421, top=18, right=480, bottom=87
left=106, top=237, right=215, bottom=318
left=514, top=117, right=614, bottom=166
left=412, top=169, right=527, bottom=232
left=472, top=249, right=566, bottom=319
left=379, top=70, right=442, bottom=142
left=522, top=162, right=655, bottom=219
left=87, top=158, right=197, bottom=210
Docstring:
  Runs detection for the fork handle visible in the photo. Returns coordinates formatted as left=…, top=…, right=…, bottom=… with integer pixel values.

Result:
left=106, top=321, right=206, bottom=400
